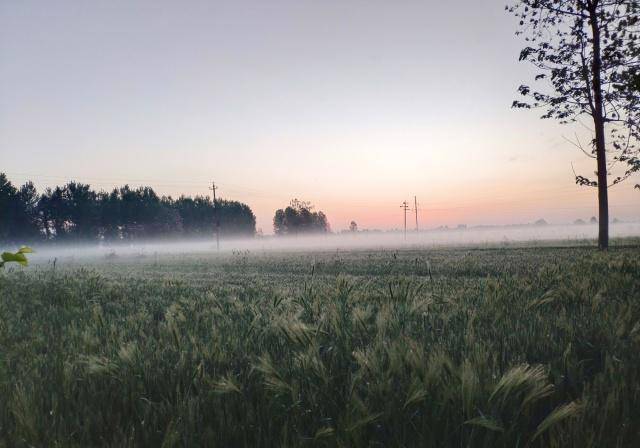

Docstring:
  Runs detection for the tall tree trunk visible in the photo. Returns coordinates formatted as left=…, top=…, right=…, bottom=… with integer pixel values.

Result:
left=590, top=2, right=609, bottom=250
left=595, top=119, right=609, bottom=250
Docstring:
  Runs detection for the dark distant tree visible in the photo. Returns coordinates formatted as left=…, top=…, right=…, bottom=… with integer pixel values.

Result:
left=2, top=174, right=256, bottom=243
left=349, top=221, right=358, bottom=232
left=0, top=174, right=16, bottom=241
left=37, top=182, right=100, bottom=240
left=273, top=209, right=287, bottom=235
left=284, top=204, right=301, bottom=231
left=18, top=182, right=41, bottom=239
left=63, top=182, right=99, bottom=239
left=116, top=185, right=181, bottom=239
left=174, top=196, right=206, bottom=236
left=508, top=0, right=640, bottom=250
left=174, top=195, right=255, bottom=237
left=97, top=189, right=122, bottom=240
left=117, top=185, right=140, bottom=238
left=157, top=196, right=183, bottom=236
left=217, top=199, right=256, bottom=237
left=0, top=174, right=41, bottom=242
left=273, top=199, right=330, bottom=235
left=38, top=186, right=69, bottom=239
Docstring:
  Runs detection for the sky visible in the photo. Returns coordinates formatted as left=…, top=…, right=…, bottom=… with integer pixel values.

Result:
left=1, top=0, right=638, bottom=233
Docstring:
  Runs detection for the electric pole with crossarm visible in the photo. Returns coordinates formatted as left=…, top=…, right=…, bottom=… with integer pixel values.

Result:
left=400, top=201, right=409, bottom=241
left=210, top=181, right=220, bottom=251
left=414, top=196, right=419, bottom=233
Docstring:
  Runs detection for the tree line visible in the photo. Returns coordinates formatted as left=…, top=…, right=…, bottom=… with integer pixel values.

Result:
left=0, top=173, right=256, bottom=244
left=273, top=199, right=330, bottom=235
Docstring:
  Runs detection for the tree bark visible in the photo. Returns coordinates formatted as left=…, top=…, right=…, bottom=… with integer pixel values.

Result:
left=589, top=2, right=609, bottom=250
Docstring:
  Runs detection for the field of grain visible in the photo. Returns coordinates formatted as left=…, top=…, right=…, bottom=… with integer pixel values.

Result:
left=1, top=243, right=640, bottom=447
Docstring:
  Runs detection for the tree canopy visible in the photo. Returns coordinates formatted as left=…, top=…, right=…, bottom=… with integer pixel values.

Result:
left=508, top=0, right=639, bottom=249
left=0, top=174, right=256, bottom=244
left=273, top=199, right=330, bottom=235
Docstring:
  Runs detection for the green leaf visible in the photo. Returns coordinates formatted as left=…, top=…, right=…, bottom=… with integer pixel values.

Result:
left=1, top=251, right=28, bottom=266
left=2, top=252, right=17, bottom=262
left=18, top=246, right=34, bottom=254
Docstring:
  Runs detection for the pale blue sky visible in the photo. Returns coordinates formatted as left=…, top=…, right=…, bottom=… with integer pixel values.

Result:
left=1, top=0, right=638, bottom=231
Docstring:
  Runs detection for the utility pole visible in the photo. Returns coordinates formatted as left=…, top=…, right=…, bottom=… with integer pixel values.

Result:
left=414, top=196, right=419, bottom=233
left=209, top=181, right=220, bottom=251
left=400, top=201, right=409, bottom=241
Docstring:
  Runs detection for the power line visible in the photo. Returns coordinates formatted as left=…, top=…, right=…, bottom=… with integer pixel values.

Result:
left=0, top=171, right=618, bottom=202
left=3, top=171, right=638, bottom=215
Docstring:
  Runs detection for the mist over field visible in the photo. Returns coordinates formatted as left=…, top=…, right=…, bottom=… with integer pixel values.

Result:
left=21, top=221, right=640, bottom=264
left=4, top=232, right=640, bottom=447
left=2, top=0, right=640, bottom=446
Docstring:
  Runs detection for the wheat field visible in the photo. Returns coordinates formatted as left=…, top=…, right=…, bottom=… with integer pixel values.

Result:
left=1, top=243, right=639, bottom=447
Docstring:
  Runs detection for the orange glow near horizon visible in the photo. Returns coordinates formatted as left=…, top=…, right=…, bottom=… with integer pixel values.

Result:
left=5, top=167, right=638, bottom=234
left=1, top=1, right=638, bottom=234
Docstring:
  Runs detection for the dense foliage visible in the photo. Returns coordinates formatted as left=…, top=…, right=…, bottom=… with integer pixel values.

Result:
left=1, top=245, right=639, bottom=447
left=273, top=199, right=330, bottom=235
left=0, top=173, right=256, bottom=243
left=508, top=0, right=640, bottom=249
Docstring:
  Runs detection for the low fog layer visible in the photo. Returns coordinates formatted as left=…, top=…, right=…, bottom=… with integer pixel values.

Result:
left=20, top=222, right=640, bottom=264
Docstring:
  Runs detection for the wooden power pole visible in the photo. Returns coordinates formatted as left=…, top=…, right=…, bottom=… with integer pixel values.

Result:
left=414, top=196, right=419, bottom=233
left=210, top=181, right=220, bottom=251
left=400, top=201, right=409, bottom=241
